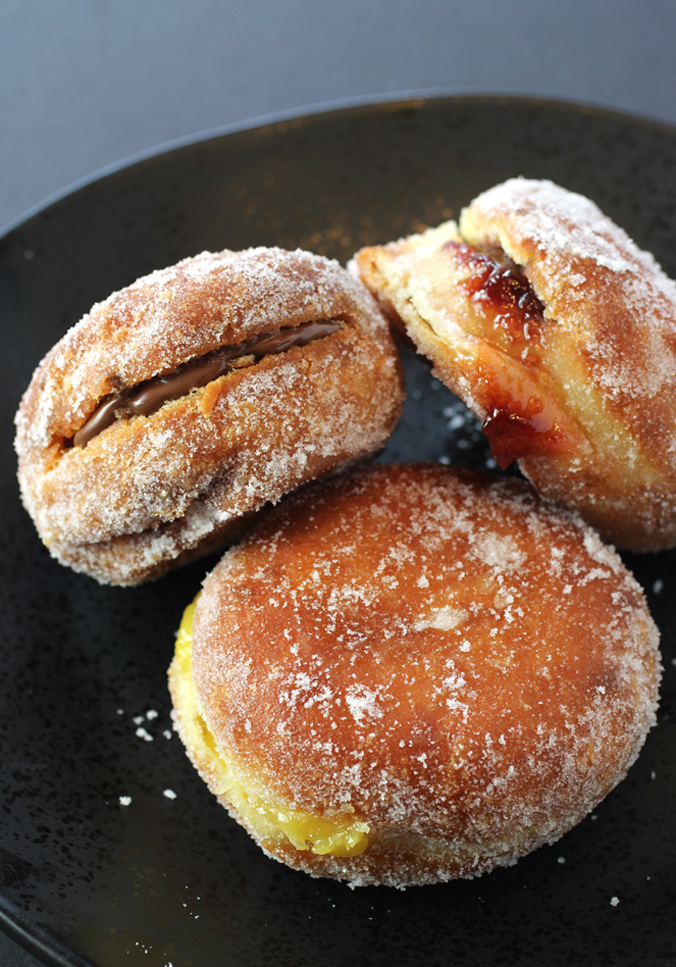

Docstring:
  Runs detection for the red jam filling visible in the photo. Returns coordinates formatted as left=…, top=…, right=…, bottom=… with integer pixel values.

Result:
left=447, top=242, right=545, bottom=358
left=475, top=360, right=580, bottom=468
left=444, top=242, right=581, bottom=467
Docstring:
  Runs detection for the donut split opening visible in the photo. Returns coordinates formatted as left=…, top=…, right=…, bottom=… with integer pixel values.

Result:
left=69, top=318, right=344, bottom=449
left=169, top=598, right=370, bottom=859
left=444, top=241, right=546, bottom=358
left=437, top=238, right=585, bottom=467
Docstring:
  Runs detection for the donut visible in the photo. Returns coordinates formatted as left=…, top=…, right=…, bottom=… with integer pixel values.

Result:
left=168, top=463, right=660, bottom=888
left=351, top=178, right=676, bottom=551
left=14, top=246, right=404, bottom=585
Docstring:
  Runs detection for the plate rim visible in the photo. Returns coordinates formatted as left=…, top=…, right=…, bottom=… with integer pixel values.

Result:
left=0, top=908, right=82, bottom=967
left=3, top=89, right=676, bottom=242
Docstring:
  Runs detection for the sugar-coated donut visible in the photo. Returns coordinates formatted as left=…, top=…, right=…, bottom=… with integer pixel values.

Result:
left=14, top=247, right=404, bottom=585
left=168, top=463, right=660, bottom=888
left=352, top=178, right=676, bottom=551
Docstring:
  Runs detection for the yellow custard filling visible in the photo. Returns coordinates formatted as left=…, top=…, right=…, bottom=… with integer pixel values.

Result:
left=170, top=598, right=369, bottom=858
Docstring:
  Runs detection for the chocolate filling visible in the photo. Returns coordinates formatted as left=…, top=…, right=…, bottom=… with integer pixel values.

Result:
left=70, top=319, right=343, bottom=449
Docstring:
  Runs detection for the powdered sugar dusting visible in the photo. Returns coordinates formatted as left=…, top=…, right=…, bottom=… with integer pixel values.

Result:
left=414, top=606, right=467, bottom=632
left=353, top=178, right=676, bottom=550
left=462, top=177, right=676, bottom=402
left=345, top=684, right=385, bottom=725
left=15, top=246, right=403, bottom=584
left=189, top=463, right=660, bottom=886
left=466, top=178, right=671, bottom=285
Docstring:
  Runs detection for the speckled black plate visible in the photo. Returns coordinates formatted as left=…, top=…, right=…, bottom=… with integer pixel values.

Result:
left=1, top=95, right=675, bottom=967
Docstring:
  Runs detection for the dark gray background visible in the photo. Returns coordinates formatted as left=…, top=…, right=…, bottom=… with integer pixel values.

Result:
left=3, top=0, right=676, bottom=235
left=2, top=1, right=675, bottom=964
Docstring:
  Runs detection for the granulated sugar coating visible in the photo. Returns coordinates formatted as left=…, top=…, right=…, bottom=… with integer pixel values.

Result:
left=14, top=246, right=403, bottom=585
left=352, top=178, right=676, bottom=552
left=171, top=463, right=661, bottom=888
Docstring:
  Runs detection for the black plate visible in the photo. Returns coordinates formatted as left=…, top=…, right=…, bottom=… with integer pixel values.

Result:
left=1, top=95, right=675, bottom=967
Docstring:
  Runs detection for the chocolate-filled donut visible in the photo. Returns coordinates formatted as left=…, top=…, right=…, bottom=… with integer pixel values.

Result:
left=352, top=178, right=676, bottom=551
left=168, top=463, right=660, bottom=888
left=14, top=247, right=404, bottom=584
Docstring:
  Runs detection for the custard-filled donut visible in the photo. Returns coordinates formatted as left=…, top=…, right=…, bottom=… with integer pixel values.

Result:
left=14, top=247, right=404, bottom=585
left=168, top=463, right=660, bottom=888
left=352, top=178, right=676, bottom=551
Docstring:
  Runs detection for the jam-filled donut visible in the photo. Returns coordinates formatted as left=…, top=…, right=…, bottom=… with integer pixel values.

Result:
left=14, top=247, right=404, bottom=585
left=168, top=463, right=660, bottom=888
left=352, top=178, right=676, bottom=551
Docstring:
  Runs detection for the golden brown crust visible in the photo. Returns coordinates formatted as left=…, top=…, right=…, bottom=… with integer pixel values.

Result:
left=185, top=463, right=660, bottom=887
left=351, top=179, right=676, bottom=551
left=15, top=247, right=404, bottom=584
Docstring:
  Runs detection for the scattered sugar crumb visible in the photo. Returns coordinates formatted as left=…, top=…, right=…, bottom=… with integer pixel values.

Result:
left=163, top=729, right=173, bottom=739
left=119, top=796, right=132, bottom=806
left=653, top=579, right=664, bottom=594
left=446, top=415, right=467, bottom=432
left=163, top=789, right=177, bottom=800
left=146, top=709, right=159, bottom=720
left=133, top=715, right=145, bottom=726
left=116, top=709, right=124, bottom=715
left=610, top=896, right=620, bottom=907
left=651, top=770, right=657, bottom=780
left=557, top=856, right=566, bottom=864
left=136, top=726, right=154, bottom=742
left=415, top=606, right=466, bottom=632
